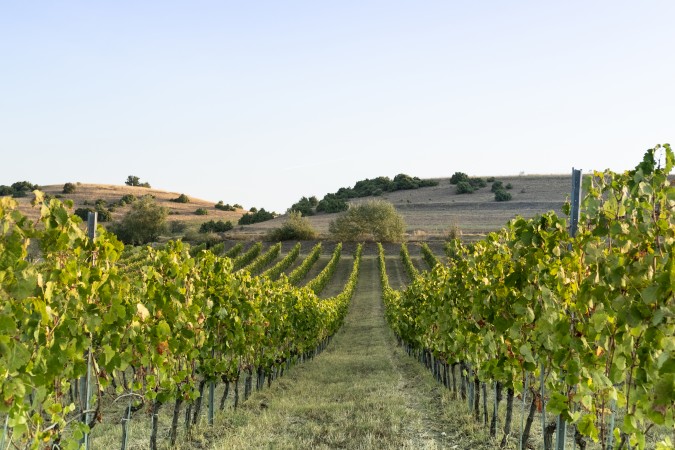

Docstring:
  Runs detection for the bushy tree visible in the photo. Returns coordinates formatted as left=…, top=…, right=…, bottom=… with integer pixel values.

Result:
left=456, top=181, right=475, bottom=194
left=450, top=172, right=469, bottom=184
left=171, top=194, right=190, bottom=203
left=110, top=196, right=168, bottom=244
left=199, top=220, right=233, bottom=233
left=62, top=182, right=76, bottom=194
left=328, top=200, right=406, bottom=242
left=494, top=190, right=512, bottom=202
left=289, top=196, right=317, bottom=216
left=316, top=194, right=349, bottom=213
left=125, top=175, right=151, bottom=188
left=238, top=208, right=275, bottom=225
left=491, top=180, right=504, bottom=192
left=266, top=211, right=317, bottom=241
left=215, top=201, right=236, bottom=211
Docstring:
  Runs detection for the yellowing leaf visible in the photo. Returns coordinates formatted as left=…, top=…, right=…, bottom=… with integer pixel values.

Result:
left=136, top=303, right=150, bottom=321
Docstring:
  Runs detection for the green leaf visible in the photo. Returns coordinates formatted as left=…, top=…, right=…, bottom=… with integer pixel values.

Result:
left=157, top=320, right=171, bottom=339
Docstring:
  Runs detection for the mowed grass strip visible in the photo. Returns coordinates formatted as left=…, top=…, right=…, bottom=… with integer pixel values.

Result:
left=165, top=253, right=500, bottom=450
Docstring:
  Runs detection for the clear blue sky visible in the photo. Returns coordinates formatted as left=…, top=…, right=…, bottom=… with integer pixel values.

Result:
left=2, top=1, right=673, bottom=212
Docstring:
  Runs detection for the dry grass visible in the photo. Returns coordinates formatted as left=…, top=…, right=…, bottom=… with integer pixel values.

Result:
left=11, top=183, right=245, bottom=227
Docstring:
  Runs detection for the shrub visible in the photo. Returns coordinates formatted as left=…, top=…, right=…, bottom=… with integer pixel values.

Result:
left=199, top=220, right=233, bottom=233
left=0, top=185, right=14, bottom=196
left=328, top=200, right=406, bottom=242
left=506, top=183, right=513, bottom=190
left=96, top=208, right=112, bottom=222
left=172, top=194, right=190, bottom=203
left=495, top=190, right=512, bottom=202
left=456, top=181, right=475, bottom=194
left=316, top=194, right=349, bottom=213
left=450, top=172, right=469, bottom=184
left=215, top=201, right=236, bottom=211
left=266, top=212, right=317, bottom=241
left=238, top=208, right=275, bottom=225
left=74, top=207, right=95, bottom=221
left=469, top=177, right=487, bottom=189
left=195, top=208, right=208, bottom=215
left=110, top=196, right=168, bottom=245
left=233, top=204, right=243, bottom=209
left=63, top=182, right=76, bottom=194
left=491, top=181, right=504, bottom=193
left=125, top=175, right=150, bottom=188
left=119, top=194, right=137, bottom=205
left=487, top=176, right=495, bottom=182
left=289, top=196, right=316, bottom=216
left=169, top=221, right=188, bottom=233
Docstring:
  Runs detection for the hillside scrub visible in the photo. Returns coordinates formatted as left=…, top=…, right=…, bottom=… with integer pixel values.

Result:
left=238, top=208, right=276, bottom=225
left=329, top=200, right=406, bottom=242
left=266, top=211, right=317, bottom=241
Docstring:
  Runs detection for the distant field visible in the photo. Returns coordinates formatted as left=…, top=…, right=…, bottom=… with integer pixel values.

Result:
left=7, top=175, right=573, bottom=242
left=233, top=174, right=573, bottom=241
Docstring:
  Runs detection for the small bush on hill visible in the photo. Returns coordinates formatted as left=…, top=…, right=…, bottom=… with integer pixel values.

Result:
left=199, top=220, right=233, bottom=233
left=491, top=181, right=504, bottom=193
left=495, top=190, right=512, bottom=202
left=118, top=194, right=137, bottom=206
left=506, top=183, right=513, bottom=190
left=469, top=177, right=487, bottom=189
left=233, top=203, right=243, bottom=209
left=456, top=181, right=475, bottom=194
left=238, top=208, right=275, bottom=225
left=171, top=194, right=190, bottom=203
left=63, top=182, right=76, bottom=194
left=266, top=212, right=317, bottom=241
left=450, top=172, right=469, bottom=184
left=195, top=208, right=208, bottom=215
left=215, top=201, right=236, bottom=211
left=487, top=176, right=495, bottom=182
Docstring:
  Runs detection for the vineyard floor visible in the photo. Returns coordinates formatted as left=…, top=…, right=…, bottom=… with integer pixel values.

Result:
left=201, top=255, right=497, bottom=450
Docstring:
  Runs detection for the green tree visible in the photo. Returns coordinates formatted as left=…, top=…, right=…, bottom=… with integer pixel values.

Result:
left=450, top=172, right=469, bottom=184
left=62, top=182, right=76, bottom=194
left=111, top=195, right=168, bottom=244
left=328, top=200, right=406, bottom=242
left=267, top=211, right=317, bottom=241
left=125, top=175, right=151, bottom=188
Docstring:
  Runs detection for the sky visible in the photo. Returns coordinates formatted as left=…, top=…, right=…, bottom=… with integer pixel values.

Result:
left=1, top=1, right=674, bottom=212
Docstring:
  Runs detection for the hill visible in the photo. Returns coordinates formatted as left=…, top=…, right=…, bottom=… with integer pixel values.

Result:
left=8, top=183, right=246, bottom=230
left=5, top=175, right=574, bottom=242
left=228, top=174, right=573, bottom=241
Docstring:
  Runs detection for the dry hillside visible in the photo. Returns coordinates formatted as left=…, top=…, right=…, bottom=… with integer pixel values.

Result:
left=229, top=174, right=574, bottom=241
left=8, top=183, right=245, bottom=227
left=6, top=175, right=574, bottom=242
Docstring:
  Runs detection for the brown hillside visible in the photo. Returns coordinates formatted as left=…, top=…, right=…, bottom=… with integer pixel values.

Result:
left=9, top=183, right=245, bottom=227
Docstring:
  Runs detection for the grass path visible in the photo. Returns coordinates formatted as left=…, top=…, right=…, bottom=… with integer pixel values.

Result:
left=205, top=255, right=473, bottom=449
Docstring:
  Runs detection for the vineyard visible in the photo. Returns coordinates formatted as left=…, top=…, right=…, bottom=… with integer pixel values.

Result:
left=382, top=146, right=675, bottom=449
left=1, top=146, right=673, bottom=450
left=0, top=193, right=362, bottom=449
